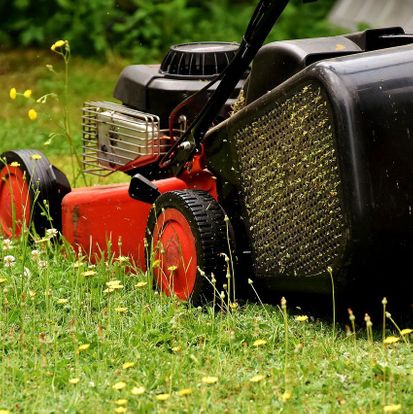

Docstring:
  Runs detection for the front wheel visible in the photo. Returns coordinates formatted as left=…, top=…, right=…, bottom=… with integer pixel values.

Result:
left=146, top=190, right=228, bottom=305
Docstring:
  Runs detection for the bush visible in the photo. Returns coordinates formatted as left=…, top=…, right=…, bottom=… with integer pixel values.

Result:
left=0, top=0, right=338, bottom=62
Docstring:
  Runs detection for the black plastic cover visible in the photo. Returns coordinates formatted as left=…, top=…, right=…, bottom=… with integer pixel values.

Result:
left=160, top=42, right=239, bottom=79
left=205, top=43, right=413, bottom=299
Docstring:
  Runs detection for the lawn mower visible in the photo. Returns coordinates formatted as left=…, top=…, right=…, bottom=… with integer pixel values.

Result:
left=1, top=0, right=413, bottom=305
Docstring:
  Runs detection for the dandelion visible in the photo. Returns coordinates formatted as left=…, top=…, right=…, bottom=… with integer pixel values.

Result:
left=23, top=89, right=32, bottom=98
left=115, top=399, right=128, bottom=406
left=9, top=87, right=17, bottom=100
left=30, top=153, right=42, bottom=160
left=106, top=280, right=124, bottom=291
left=114, top=307, right=128, bottom=313
left=3, top=255, right=16, bottom=268
left=77, top=343, right=90, bottom=352
left=171, top=346, right=181, bottom=353
left=253, top=339, right=267, bottom=347
left=249, top=374, right=265, bottom=383
left=51, top=39, right=66, bottom=52
left=112, top=381, right=127, bottom=390
left=400, top=328, right=413, bottom=336
left=0, top=409, right=10, bottom=414
left=122, top=362, right=135, bottom=370
left=131, top=386, right=145, bottom=395
left=201, top=376, right=218, bottom=384
left=383, top=336, right=400, bottom=345
left=135, top=281, right=147, bottom=288
left=152, top=259, right=160, bottom=268
left=177, top=388, right=192, bottom=396
left=81, top=270, right=97, bottom=277
left=155, top=393, right=170, bottom=401
left=167, top=265, right=178, bottom=272
left=248, top=278, right=253, bottom=285
left=281, top=390, right=292, bottom=402
left=28, top=109, right=38, bottom=121
left=295, top=315, right=308, bottom=322
left=383, top=404, right=402, bottom=412
left=114, top=408, right=127, bottom=414
left=0, top=278, right=7, bottom=284
left=69, top=378, right=80, bottom=384
left=57, top=298, right=68, bottom=305
left=10, top=162, right=20, bottom=168
left=230, top=302, right=238, bottom=310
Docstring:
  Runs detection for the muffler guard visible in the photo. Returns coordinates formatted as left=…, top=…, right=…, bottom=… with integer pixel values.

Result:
left=206, top=45, right=413, bottom=293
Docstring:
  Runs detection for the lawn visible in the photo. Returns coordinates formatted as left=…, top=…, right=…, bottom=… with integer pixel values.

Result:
left=0, top=48, right=412, bottom=413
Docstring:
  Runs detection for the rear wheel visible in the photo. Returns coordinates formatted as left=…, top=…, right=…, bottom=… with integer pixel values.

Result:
left=146, top=190, right=228, bottom=305
left=0, top=149, right=71, bottom=237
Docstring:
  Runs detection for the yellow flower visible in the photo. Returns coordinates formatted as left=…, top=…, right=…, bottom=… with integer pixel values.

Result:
left=400, top=328, right=413, bottom=336
left=167, top=265, right=178, bottom=272
left=253, top=339, right=267, bottom=347
left=23, top=89, right=32, bottom=98
left=122, top=362, right=135, bottom=370
left=131, top=386, right=145, bottom=395
left=9, top=87, right=17, bottom=100
left=155, top=393, right=170, bottom=401
left=171, top=346, right=181, bottom=353
left=115, top=399, right=128, bottom=406
left=57, top=298, right=68, bottom=304
left=114, top=408, right=127, bottom=414
left=0, top=278, right=7, bottom=284
left=77, top=343, right=90, bottom=352
left=176, top=388, right=192, bottom=396
left=28, top=109, right=38, bottom=121
left=152, top=259, right=160, bottom=268
left=81, top=270, right=97, bottom=277
left=51, top=39, right=66, bottom=51
left=10, top=162, right=20, bottom=168
left=281, top=391, right=292, bottom=402
left=69, top=377, right=80, bottom=384
left=0, top=410, right=10, bottom=414
left=135, top=281, right=147, bottom=288
left=295, top=315, right=309, bottom=322
left=383, top=404, right=402, bottom=413
left=115, top=307, right=128, bottom=313
left=249, top=374, right=265, bottom=383
left=383, top=336, right=400, bottom=345
left=112, top=381, right=127, bottom=390
left=201, top=376, right=218, bottom=384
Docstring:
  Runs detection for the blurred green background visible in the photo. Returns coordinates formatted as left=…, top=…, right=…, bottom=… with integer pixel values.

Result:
left=0, top=0, right=339, bottom=62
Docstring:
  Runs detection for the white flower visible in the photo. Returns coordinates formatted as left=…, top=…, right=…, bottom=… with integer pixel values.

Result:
left=4, top=255, right=16, bottom=268
left=2, top=239, right=12, bottom=251
left=46, top=228, right=58, bottom=238
left=38, top=260, right=48, bottom=269
left=31, top=250, right=41, bottom=262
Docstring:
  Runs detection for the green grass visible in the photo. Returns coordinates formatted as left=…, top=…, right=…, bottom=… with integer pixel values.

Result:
left=0, top=235, right=412, bottom=413
left=1, top=50, right=412, bottom=413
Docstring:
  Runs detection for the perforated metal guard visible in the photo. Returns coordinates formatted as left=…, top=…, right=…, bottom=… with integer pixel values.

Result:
left=233, top=83, right=346, bottom=277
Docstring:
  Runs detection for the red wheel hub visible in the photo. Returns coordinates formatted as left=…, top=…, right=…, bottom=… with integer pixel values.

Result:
left=152, top=208, right=198, bottom=300
left=0, top=165, right=31, bottom=237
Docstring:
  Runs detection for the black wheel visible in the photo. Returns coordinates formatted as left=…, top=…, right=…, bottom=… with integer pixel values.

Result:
left=146, top=190, right=229, bottom=305
left=0, top=149, right=71, bottom=237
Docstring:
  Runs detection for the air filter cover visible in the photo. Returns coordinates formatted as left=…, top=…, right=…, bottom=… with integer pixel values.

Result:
left=160, top=42, right=239, bottom=79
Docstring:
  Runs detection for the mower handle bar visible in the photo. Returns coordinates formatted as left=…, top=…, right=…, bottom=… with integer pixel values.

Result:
left=159, top=0, right=317, bottom=175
